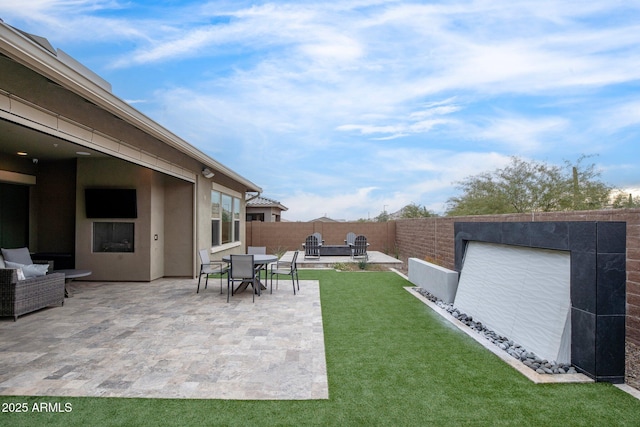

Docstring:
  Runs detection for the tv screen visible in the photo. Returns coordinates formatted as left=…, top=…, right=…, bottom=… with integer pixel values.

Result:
left=85, top=188, right=137, bottom=218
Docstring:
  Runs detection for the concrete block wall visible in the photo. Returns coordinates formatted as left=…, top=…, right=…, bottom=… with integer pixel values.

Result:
left=246, top=221, right=397, bottom=255
left=408, top=258, right=459, bottom=303
left=395, top=217, right=457, bottom=268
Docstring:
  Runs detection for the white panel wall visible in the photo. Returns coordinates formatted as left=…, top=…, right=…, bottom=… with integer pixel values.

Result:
left=408, top=258, right=459, bottom=303
left=454, top=242, right=571, bottom=363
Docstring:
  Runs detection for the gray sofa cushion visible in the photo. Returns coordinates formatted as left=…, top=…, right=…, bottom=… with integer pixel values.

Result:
left=4, top=261, right=49, bottom=278
left=1, top=247, right=33, bottom=265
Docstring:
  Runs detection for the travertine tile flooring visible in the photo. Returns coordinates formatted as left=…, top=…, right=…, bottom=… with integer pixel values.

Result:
left=0, top=277, right=328, bottom=400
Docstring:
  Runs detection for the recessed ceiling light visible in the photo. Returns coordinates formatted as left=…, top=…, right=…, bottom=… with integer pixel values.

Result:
left=76, top=151, right=91, bottom=156
left=17, top=151, right=28, bottom=156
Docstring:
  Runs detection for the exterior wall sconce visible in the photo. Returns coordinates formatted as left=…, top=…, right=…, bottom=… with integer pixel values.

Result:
left=202, top=168, right=214, bottom=178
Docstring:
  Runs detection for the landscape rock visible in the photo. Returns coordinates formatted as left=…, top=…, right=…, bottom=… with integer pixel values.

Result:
left=414, top=287, right=574, bottom=375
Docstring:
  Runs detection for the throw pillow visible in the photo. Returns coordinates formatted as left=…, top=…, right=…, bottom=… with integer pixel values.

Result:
left=0, top=254, right=5, bottom=268
left=1, top=247, right=33, bottom=265
left=4, top=261, right=49, bottom=278
left=16, top=268, right=26, bottom=281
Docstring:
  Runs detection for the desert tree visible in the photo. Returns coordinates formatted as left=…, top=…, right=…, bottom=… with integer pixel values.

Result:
left=445, top=155, right=611, bottom=216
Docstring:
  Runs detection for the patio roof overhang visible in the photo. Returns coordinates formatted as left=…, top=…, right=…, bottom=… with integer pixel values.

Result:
left=0, top=21, right=262, bottom=193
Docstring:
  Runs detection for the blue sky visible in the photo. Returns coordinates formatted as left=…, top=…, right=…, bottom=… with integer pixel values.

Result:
left=1, top=1, right=639, bottom=221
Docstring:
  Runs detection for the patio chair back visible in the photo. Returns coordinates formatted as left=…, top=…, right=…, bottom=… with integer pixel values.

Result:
left=247, top=246, right=267, bottom=281
left=304, top=235, right=320, bottom=259
left=229, top=254, right=258, bottom=302
left=352, top=235, right=368, bottom=260
left=198, top=249, right=211, bottom=265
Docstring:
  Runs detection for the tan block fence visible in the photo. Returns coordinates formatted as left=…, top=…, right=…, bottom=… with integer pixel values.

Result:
left=247, top=208, right=640, bottom=384
left=247, top=221, right=398, bottom=256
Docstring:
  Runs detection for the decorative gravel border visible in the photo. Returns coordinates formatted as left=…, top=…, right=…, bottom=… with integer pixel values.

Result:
left=403, top=285, right=592, bottom=384
left=390, top=268, right=640, bottom=399
left=413, top=286, right=577, bottom=375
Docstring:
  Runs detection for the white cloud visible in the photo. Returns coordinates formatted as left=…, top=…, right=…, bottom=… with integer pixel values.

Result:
left=472, top=115, right=570, bottom=153
left=336, top=101, right=461, bottom=139
left=597, top=100, right=640, bottom=133
left=281, top=187, right=381, bottom=221
left=0, top=1, right=148, bottom=42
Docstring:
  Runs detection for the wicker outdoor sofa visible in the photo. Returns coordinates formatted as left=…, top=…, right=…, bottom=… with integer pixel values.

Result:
left=0, top=268, right=65, bottom=321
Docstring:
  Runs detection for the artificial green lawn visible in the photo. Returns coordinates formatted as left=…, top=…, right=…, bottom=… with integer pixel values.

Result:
left=2, top=270, right=639, bottom=426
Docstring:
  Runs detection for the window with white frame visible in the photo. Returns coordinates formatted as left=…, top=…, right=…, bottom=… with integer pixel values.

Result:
left=221, top=194, right=232, bottom=244
left=211, top=191, right=221, bottom=246
left=233, top=197, right=240, bottom=242
left=211, top=190, right=241, bottom=247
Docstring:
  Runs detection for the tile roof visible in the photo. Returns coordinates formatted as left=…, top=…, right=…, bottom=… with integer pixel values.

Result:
left=246, top=195, right=288, bottom=211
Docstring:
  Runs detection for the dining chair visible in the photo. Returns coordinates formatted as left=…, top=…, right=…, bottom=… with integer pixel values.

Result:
left=247, top=246, right=268, bottom=280
left=270, top=251, right=300, bottom=295
left=228, top=254, right=258, bottom=303
left=197, top=249, right=228, bottom=294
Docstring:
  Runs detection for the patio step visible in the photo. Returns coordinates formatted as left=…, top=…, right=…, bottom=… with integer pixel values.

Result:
left=285, top=251, right=403, bottom=270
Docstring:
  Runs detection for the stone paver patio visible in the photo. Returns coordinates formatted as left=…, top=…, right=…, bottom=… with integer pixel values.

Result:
left=0, top=276, right=328, bottom=400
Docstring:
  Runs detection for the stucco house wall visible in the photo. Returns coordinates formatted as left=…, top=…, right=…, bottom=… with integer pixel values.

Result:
left=0, top=23, right=261, bottom=280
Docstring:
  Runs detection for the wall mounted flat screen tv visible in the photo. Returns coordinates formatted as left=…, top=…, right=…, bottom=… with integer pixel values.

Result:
left=85, top=188, right=137, bottom=218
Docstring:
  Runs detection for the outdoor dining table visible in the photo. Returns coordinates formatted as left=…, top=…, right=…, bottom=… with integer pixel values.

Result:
left=222, top=254, right=277, bottom=293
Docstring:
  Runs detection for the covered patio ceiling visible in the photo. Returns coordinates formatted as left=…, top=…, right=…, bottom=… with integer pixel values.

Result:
left=0, top=118, right=108, bottom=164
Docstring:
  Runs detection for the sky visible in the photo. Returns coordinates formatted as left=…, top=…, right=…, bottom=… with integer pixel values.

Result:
left=1, top=0, right=639, bottom=221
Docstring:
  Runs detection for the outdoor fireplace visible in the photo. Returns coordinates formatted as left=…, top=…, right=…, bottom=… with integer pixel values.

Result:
left=92, top=222, right=135, bottom=253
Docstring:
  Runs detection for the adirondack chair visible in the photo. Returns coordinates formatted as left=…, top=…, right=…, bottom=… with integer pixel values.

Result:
left=344, top=232, right=356, bottom=245
left=351, top=235, right=369, bottom=261
left=303, top=235, right=321, bottom=259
